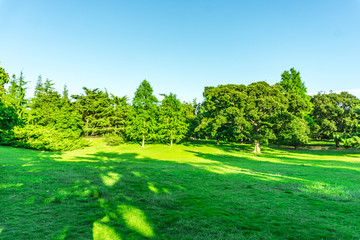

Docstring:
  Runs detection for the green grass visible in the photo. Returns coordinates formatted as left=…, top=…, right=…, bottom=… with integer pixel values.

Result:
left=1, top=139, right=360, bottom=240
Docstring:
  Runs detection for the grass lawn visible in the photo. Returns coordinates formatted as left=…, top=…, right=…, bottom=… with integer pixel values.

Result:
left=1, top=139, right=360, bottom=240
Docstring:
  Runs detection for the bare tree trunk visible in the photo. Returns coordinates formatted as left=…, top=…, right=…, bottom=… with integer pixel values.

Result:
left=216, top=139, right=220, bottom=145
left=170, top=139, right=173, bottom=147
left=253, top=140, right=261, bottom=154
left=142, top=134, right=145, bottom=148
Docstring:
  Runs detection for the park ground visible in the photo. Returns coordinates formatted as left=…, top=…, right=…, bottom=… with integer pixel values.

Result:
left=1, top=139, right=360, bottom=240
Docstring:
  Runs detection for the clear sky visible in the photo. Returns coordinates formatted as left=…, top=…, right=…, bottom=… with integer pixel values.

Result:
left=1, top=0, right=360, bottom=102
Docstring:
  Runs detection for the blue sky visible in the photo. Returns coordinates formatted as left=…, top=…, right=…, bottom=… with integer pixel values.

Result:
left=1, top=0, right=360, bottom=102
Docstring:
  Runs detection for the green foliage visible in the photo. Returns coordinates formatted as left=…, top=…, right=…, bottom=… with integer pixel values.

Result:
left=73, top=88, right=129, bottom=136
left=2, top=72, right=28, bottom=119
left=0, top=100, right=22, bottom=132
left=0, top=65, right=10, bottom=94
left=182, top=100, right=201, bottom=139
left=341, top=135, right=360, bottom=148
left=339, top=109, right=360, bottom=148
left=28, top=78, right=83, bottom=135
left=311, top=92, right=360, bottom=140
left=276, top=116, right=310, bottom=148
left=104, top=133, right=125, bottom=146
left=197, top=84, right=245, bottom=143
left=158, top=93, right=188, bottom=145
left=280, top=68, right=308, bottom=99
left=126, top=80, right=158, bottom=147
left=12, top=125, right=88, bottom=151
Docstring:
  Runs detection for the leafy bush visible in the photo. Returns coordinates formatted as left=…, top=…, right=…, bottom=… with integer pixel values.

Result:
left=104, top=134, right=125, bottom=146
left=11, top=125, right=89, bottom=151
left=342, top=135, right=360, bottom=148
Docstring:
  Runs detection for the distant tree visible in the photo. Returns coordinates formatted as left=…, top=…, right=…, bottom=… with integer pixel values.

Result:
left=0, top=65, right=10, bottom=95
left=0, top=66, right=22, bottom=144
left=126, top=80, right=158, bottom=147
left=0, top=100, right=22, bottom=138
left=28, top=78, right=83, bottom=135
left=2, top=72, right=28, bottom=119
left=275, top=114, right=310, bottom=149
left=274, top=69, right=312, bottom=148
left=236, top=82, right=287, bottom=153
left=197, top=84, right=246, bottom=145
left=280, top=68, right=308, bottom=99
left=72, top=88, right=126, bottom=136
left=159, top=93, right=188, bottom=146
left=109, top=94, right=129, bottom=136
left=182, top=100, right=201, bottom=140
left=311, top=92, right=360, bottom=147
left=197, top=82, right=288, bottom=153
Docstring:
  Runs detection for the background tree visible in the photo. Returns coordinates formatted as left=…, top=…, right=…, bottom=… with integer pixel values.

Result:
left=0, top=64, right=22, bottom=143
left=181, top=100, right=200, bottom=140
left=0, top=65, right=10, bottom=94
left=235, top=82, right=288, bottom=153
left=126, top=80, right=158, bottom=147
left=72, top=88, right=126, bottom=136
left=159, top=93, right=188, bottom=146
left=196, top=84, right=246, bottom=145
left=17, top=78, right=86, bottom=151
left=280, top=68, right=308, bottom=99
left=275, top=69, right=312, bottom=148
left=310, top=92, right=360, bottom=147
left=2, top=72, right=28, bottom=119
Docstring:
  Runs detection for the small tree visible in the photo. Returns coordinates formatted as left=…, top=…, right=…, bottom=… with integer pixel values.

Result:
left=311, top=92, right=360, bottom=146
left=276, top=115, right=310, bottom=149
left=126, top=80, right=158, bottom=147
left=159, top=93, right=188, bottom=146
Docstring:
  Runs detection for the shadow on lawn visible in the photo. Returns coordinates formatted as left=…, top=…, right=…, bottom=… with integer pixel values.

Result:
left=1, top=145, right=360, bottom=239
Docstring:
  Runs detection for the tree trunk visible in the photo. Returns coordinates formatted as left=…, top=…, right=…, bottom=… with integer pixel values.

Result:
left=142, top=134, right=145, bottom=148
left=336, top=141, right=340, bottom=148
left=253, top=140, right=261, bottom=154
left=216, top=139, right=220, bottom=145
left=170, top=129, right=173, bottom=147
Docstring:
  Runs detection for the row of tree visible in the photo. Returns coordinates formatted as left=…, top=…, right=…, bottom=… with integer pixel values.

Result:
left=0, top=64, right=359, bottom=152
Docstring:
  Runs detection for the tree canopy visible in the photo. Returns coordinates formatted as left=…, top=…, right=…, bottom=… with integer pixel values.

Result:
left=1, top=62, right=360, bottom=151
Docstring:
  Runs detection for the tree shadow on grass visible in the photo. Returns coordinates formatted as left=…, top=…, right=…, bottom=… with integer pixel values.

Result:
left=1, top=145, right=360, bottom=239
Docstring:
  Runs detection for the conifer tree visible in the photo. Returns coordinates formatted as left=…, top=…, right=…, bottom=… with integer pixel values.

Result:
left=126, top=80, right=158, bottom=147
left=159, top=93, right=187, bottom=146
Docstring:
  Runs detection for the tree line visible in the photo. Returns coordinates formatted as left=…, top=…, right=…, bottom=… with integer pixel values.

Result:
left=0, top=64, right=359, bottom=152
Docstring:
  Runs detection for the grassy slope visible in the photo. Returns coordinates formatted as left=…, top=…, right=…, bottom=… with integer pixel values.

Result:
left=1, top=139, right=360, bottom=240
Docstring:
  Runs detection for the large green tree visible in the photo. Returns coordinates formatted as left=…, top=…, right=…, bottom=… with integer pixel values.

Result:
left=126, top=80, right=158, bottom=147
left=159, top=93, right=188, bottom=146
left=275, top=68, right=312, bottom=148
left=196, top=84, right=246, bottom=144
left=27, top=78, right=83, bottom=135
left=72, top=88, right=128, bottom=136
left=236, top=82, right=287, bottom=153
left=311, top=91, right=360, bottom=147
left=198, top=82, right=288, bottom=153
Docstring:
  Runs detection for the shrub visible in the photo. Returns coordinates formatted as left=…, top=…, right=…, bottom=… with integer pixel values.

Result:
left=342, top=135, right=360, bottom=148
left=11, top=125, right=89, bottom=151
left=104, top=134, right=125, bottom=146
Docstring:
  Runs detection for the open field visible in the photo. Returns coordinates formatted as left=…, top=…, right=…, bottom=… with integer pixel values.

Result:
left=1, top=139, right=360, bottom=240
